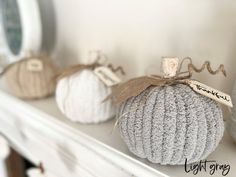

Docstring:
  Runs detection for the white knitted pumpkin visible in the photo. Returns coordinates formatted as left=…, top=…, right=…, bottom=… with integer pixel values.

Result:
left=56, top=69, right=115, bottom=123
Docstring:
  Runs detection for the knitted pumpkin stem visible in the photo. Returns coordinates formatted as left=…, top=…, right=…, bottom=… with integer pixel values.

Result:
left=161, top=57, right=179, bottom=78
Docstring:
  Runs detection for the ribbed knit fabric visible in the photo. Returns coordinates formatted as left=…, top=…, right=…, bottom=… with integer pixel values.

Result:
left=4, top=59, right=58, bottom=99
left=118, top=84, right=224, bottom=165
left=56, top=70, right=115, bottom=123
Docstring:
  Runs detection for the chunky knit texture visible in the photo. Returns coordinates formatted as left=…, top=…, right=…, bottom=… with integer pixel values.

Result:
left=118, top=84, right=224, bottom=165
left=4, top=59, right=58, bottom=99
left=56, top=70, right=115, bottom=123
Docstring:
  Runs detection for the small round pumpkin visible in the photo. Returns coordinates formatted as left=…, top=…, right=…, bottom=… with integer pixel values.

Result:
left=118, top=84, right=224, bottom=165
left=4, top=57, right=58, bottom=99
left=56, top=69, right=115, bottom=123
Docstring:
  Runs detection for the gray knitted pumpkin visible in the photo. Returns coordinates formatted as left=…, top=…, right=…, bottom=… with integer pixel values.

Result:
left=117, top=84, right=224, bottom=165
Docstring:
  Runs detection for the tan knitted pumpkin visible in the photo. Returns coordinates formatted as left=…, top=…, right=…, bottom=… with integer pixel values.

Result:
left=3, top=57, right=58, bottom=99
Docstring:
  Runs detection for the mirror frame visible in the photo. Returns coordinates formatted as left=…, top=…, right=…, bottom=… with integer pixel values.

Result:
left=0, top=0, right=42, bottom=62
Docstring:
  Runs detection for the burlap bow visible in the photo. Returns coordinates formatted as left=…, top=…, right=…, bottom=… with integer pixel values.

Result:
left=109, top=57, right=226, bottom=105
left=56, top=53, right=125, bottom=81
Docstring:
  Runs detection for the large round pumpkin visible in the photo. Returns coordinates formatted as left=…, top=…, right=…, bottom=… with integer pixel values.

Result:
left=4, top=57, right=58, bottom=99
left=56, top=69, right=115, bottom=123
left=117, top=84, right=224, bottom=165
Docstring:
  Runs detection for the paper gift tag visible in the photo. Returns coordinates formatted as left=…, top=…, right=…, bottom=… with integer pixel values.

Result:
left=186, top=80, right=233, bottom=107
left=27, top=59, right=43, bottom=72
left=94, top=66, right=121, bottom=87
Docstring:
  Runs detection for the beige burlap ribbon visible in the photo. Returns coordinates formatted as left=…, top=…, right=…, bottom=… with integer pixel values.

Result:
left=109, top=57, right=226, bottom=105
left=56, top=56, right=125, bottom=81
left=56, top=62, right=101, bottom=81
left=0, top=54, right=53, bottom=76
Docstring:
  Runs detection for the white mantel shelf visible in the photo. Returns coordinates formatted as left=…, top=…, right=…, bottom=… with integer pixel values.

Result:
left=0, top=85, right=235, bottom=177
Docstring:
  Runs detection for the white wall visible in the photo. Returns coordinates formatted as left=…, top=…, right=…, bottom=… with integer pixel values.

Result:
left=52, top=0, right=236, bottom=94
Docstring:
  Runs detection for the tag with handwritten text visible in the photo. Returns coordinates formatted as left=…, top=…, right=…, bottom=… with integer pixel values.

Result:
left=94, top=66, right=121, bottom=87
left=187, top=80, right=233, bottom=107
left=27, top=59, right=43, bottom=72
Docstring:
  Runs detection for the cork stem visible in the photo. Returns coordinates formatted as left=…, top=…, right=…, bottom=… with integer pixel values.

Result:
left=161, top=57, right=179, bottom=78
